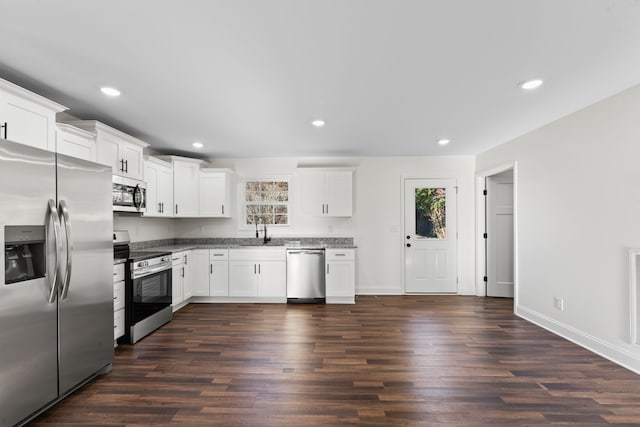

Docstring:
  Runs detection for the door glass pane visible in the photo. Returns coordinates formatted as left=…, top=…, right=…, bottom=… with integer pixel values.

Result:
left=415, top=188, right=446, bottom=239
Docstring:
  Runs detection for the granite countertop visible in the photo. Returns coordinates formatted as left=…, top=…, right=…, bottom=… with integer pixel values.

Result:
left=131, top=238, right=356, bottom=254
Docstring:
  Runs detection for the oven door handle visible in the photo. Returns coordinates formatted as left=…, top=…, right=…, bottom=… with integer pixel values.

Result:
left=132, top=263, right=171, bottom=279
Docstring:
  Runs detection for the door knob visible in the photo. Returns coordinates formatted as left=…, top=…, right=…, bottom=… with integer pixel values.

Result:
left=406, top=243, right=411, bottom=248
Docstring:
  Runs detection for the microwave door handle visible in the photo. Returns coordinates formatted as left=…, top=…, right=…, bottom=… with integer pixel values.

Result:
left=59, top=200, right=72, bottom=299
left=133, top=185, right=142, bottom=210
left=47, top=200, right=61, bottom=303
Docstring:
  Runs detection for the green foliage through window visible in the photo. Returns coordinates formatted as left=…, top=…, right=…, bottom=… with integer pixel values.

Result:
left=415, top=188, right=446, bottom=239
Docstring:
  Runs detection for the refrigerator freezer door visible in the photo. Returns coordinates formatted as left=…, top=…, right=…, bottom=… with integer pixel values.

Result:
left=56, top=153, right=114, bottom=395
left=0, top=140, right=59, bottom=427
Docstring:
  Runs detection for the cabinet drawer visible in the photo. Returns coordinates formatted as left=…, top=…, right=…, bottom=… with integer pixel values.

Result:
left=114, top=308, right=125, bottom=340
left=113, top=263, right=125, bottom=282
left=172, top=251, right=186, bottom=266
left=210, top=249, right=229, bottom=260
left=113, top=281, right=125, bottom=311
left=326, top=249, right=355, bottom=261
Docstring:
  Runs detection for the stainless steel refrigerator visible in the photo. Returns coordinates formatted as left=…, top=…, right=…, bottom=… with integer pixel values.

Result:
left=0, top=138, right=114, bottom=427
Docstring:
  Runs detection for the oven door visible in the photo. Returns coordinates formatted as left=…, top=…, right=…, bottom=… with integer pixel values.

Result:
left=131, top=267, right=172, bottom=324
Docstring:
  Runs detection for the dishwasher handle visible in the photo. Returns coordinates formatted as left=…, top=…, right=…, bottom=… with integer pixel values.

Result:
left=287, top=250, right=325, bottom=255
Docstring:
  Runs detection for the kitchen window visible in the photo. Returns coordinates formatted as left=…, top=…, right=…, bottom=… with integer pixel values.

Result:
left=243, top=178, right=290, bottom=226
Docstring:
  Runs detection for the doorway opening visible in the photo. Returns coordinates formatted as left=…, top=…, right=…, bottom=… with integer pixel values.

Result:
left=475, top=163, right=517, bottom=307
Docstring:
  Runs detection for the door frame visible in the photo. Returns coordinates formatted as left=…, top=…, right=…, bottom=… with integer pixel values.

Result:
left=474, top=162, right=519, bottom=305
left=401, top=175, right=459, bottom=294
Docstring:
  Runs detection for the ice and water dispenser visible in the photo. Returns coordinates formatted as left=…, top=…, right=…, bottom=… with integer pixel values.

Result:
left=4, top=225, right=46, bottom=284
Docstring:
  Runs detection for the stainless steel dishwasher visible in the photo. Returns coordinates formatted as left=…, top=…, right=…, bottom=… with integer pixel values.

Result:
left=286, top=249, right=326, bottom=303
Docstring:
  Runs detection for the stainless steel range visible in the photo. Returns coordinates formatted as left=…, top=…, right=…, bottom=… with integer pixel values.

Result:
left=113, top=231, right=172, bottom=344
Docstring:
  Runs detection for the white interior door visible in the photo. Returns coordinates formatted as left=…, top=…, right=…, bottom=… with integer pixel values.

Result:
left=486, top=170, right=514, bottom=298
left=404, top=178, right=457, bottom=293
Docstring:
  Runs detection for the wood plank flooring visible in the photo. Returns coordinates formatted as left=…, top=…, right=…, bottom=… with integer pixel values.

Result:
left=30, top=296, right=640, bottom=426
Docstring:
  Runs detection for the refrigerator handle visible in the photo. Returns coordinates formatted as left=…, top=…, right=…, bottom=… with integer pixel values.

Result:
left=59, top=200, right=73, bottom=299
left=47, top=199, right=61, bottom=303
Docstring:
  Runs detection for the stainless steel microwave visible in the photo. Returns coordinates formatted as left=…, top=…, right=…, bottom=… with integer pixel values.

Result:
left=113, top=176, right=146, bottom=213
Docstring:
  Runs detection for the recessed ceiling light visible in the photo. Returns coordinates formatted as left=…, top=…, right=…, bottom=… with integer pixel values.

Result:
left=100, top=86, right=121, bottom=97
left=519, top=79, right=543, bottom=90
left=437, top=139, right=451, bottom=146
left=192, top=142, right=203, bottom=149
left=311, top=119, right=325, bottom=128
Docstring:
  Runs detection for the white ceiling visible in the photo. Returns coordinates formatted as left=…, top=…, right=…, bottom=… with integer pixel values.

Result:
left=1, top=0, right=640, bottom=158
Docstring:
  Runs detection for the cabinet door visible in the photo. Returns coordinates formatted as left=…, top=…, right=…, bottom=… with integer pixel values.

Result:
left=171, top=264, right=184, bottom=307
left=257, top=261, right=286, bottom=297
left=121, top=143, right=143, bottom=180
left=191, top=250, right=211, bottom=296
left=199, top=172, right=226, bottom=217
left=144, top=163, right=161, bottom=216
left=229, top=261, right=258, bottom=296
left=96, top=133, right=121, bottom=173
left=157, top=165, right=173, bottom=217
left=326, top=261, right=355, bottom=297
left=56, top=127, right=96, bottom=161
left=325, top=171, right=353, bottom=217
left=0, top=92, right=55, bottom=151
left=173, top=161, right=199, bottom=217
left=210, top=261, right=229, bottom=296
left=300, top=172, right=326, bottom=216
left=182, top=252, right=192, bottom=300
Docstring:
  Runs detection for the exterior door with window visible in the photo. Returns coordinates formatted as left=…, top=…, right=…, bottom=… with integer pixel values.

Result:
left=404, top=179, right=457, bottom=293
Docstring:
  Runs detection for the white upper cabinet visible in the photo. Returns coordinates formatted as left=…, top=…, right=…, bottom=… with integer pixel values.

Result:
left=199, top=168, right=233, bottom=218
left=0, top=78, right=66, bottom=151
left=62, top=120, right=148, bottom=180
left=160, top=156, right=204, bottom=217
left=144, top=156, right=173, bottom=217
left=55, top=123, right=96, bottom=162
left=299, top=168, right=353, bottom=217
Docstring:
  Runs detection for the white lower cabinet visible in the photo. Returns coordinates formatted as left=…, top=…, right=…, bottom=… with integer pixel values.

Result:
left=113, top=263, right=125, bottom=341
left=171, top=250, right=191, bottom=311
left=228, top=249, right=286, bottom=300
left=210, top=250, right=230, bottom=296
left=325, top=249, right=355, bottom=304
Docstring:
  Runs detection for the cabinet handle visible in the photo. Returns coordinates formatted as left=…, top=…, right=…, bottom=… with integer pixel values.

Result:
left=258, top=264, right=261, bottom=274
left=322, top=204, right=325, bottom=214
left=254, top=264, right=256, bottom=274
left=182, top=266, right=184, bottom=277
left=184, top=254, right=188, bottom=264
left=161, top=202, right=164, bottom=213
left=222, top=204, right=224, bottom=215
left=335, top=253, right=346, bottom=256
left=326, top=204, right=328, bottom=215
left=124, top=159, right=128, bottom=173
left=120, top=159, right=124, bottom=173
left=327, top=264, right=330, bottom=275
left=175, top=204, right=178, bottom=215
left=1, top=122, right=7, bottom=139
left=210, top=264, right=213, bottom=274
left=158, top=202, right=162, bottom=213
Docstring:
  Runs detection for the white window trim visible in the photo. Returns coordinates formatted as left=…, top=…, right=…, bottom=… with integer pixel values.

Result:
left=238, top=175, right=292, bottom=230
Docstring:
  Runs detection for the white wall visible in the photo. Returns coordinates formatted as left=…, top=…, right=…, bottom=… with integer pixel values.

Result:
left=476, top=83, right=640, bottom=373
left=113, top=214, right=174, bottom=242
left=170, top=155, right=477, bottom=295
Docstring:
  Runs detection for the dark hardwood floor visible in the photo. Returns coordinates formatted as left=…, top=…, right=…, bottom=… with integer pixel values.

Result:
left=30, top=296, right=640, bottom=426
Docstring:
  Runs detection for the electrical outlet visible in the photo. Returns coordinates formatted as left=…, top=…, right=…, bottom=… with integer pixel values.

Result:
left=553, top=296, right=564, bottom=311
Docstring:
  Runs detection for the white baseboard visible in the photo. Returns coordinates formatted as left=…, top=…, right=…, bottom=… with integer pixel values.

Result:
left=517, top=305, right=640, bottom=375
left=356, top=288, right=402, bottom=295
